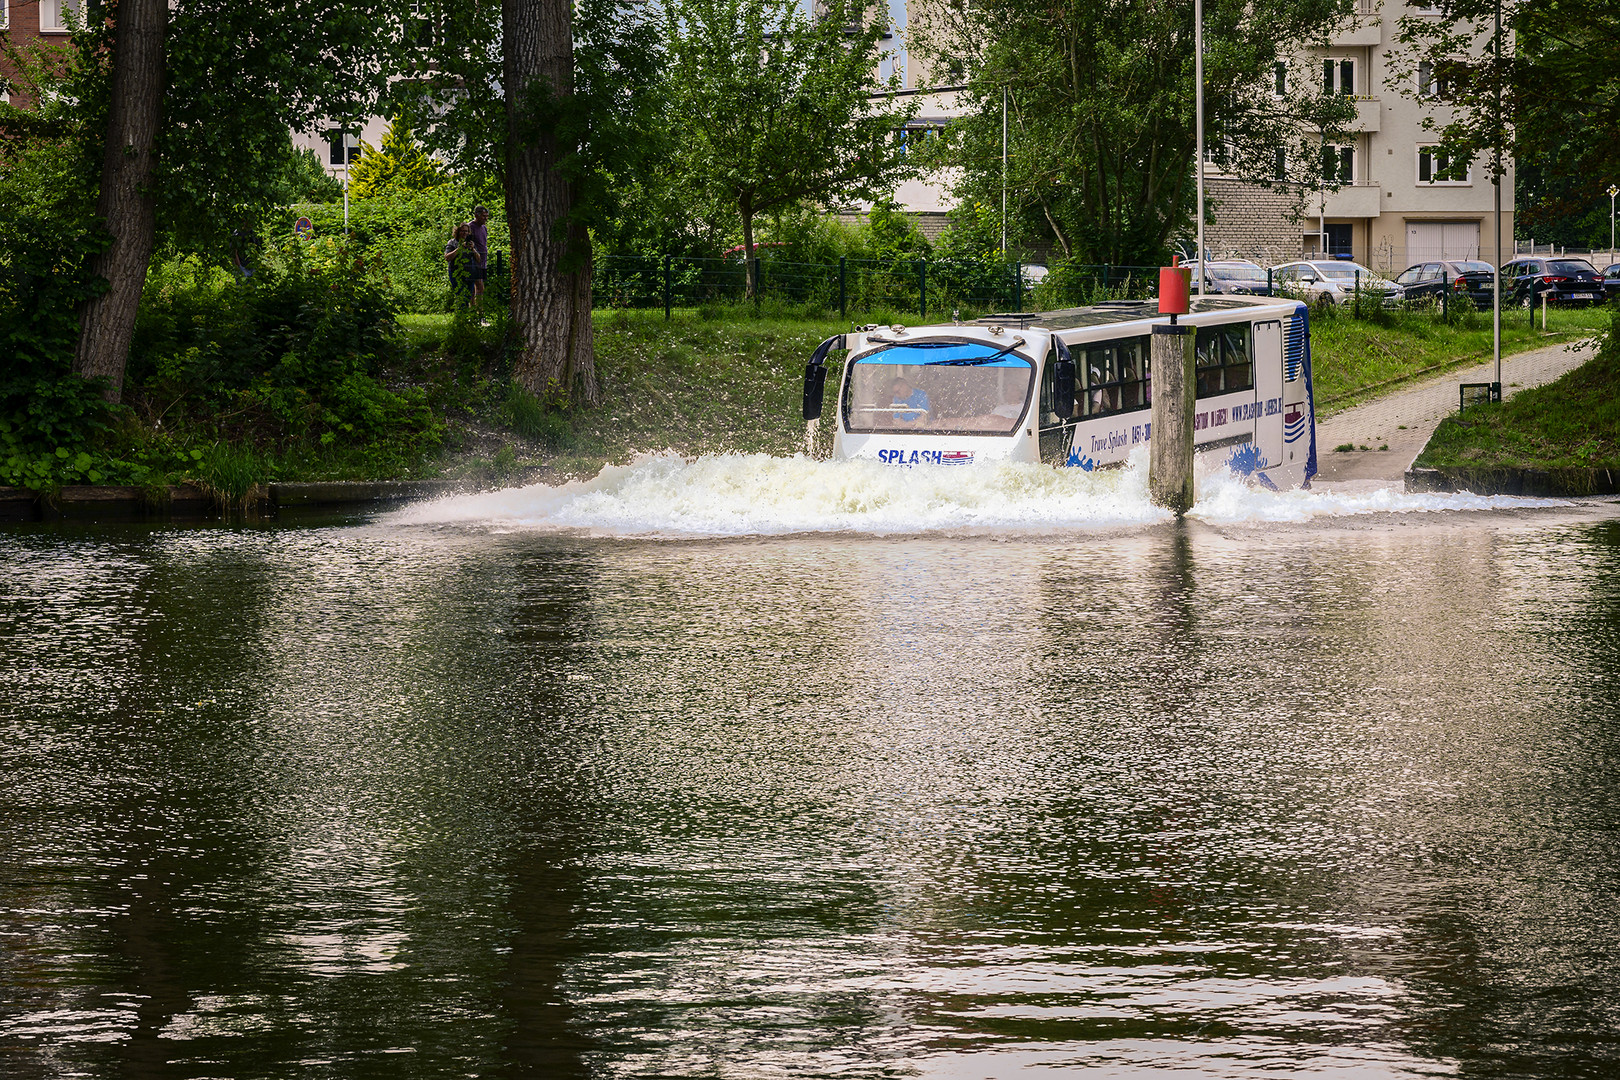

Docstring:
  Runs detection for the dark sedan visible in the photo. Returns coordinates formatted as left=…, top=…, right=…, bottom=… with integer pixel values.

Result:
left=1500, top=257, right=1606, bottom=307
left=1393, top=260, right=1496, bottom=309
left=1603, top=263, right=1620, bottom=303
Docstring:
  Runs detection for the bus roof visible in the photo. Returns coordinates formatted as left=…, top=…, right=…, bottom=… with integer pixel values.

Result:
left=972, top=296, right=1293, bottom=333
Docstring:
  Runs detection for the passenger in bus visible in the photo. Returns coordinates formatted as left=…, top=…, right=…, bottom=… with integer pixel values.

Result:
left=890, top=378, right=930, bottom=424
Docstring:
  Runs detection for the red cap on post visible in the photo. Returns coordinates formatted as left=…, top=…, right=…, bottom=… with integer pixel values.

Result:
left=1159, top=257, right=1191, bottom=316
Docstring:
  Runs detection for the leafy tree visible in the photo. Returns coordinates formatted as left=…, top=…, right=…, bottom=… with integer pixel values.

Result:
left=661, top=0, right=919, bottom=294
left=908, top=0, right=1358, bottom=266
left=273, top=145, right=345, bottom=205
left=393, top=0, right=662, bottom=404
left=1392, top=1, right=1620, bottom=245
left=61, top=0, right=406, bottom=401
left=349, top=116, right=447, bottom=198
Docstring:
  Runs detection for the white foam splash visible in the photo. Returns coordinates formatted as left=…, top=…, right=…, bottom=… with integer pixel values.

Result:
left=392, top=448, right=1574, bottom=537
left=1189, top=466, right=1571, bottom=524
left=394, top=451, right=1167, bottom=536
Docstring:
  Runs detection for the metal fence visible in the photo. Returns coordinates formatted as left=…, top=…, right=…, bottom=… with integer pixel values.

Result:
left=593, top=255, right=1160, bottom=319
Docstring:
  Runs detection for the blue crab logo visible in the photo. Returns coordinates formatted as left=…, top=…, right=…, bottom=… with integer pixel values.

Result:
left=1066, top=451, right=1097, bottom=471
left=1226, top=443, right=1279, bottom=490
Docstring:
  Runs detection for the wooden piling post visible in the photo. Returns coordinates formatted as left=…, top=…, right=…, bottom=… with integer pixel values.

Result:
left=1149, top=324, right=1197, bottom=513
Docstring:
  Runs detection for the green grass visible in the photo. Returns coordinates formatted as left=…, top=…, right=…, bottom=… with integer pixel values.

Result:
left=1415, top=312, right=1620, bottom=470
left=1309, top=302, right=1613, bottom=411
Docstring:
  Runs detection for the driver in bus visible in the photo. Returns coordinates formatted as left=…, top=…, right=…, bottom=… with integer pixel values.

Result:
left=890, top=378, right=930, bottom=425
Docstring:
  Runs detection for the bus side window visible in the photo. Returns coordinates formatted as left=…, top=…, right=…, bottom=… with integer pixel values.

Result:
left=1195, top=327, right=1223, bottom=396
left=1222, top=325, right=1253, bottom=392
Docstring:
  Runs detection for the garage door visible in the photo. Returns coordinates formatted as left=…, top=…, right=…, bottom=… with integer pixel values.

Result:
left=1407, top=222, right=1481, bottom=263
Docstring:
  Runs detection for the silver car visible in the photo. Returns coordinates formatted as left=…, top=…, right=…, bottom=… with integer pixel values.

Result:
left=1271, top=260, right=1402, bottom=307
left=1189, top=260, right=1273, bottom=296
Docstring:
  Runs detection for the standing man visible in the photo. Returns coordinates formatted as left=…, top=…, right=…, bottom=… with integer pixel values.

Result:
left=468, top=205, right=490, bottom=309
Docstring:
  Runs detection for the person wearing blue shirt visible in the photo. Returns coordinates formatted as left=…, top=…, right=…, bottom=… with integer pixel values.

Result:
left=890, top=378, right=930, bottom=425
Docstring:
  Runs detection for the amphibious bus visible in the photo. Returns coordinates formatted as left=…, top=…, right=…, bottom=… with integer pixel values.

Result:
left=800, top=295, right=1318, bottom=491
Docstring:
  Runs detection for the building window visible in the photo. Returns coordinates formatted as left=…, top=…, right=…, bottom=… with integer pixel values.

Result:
left=1417, top=145, right=1471, bottom=185
left=41, top=0, right=83, bottom=31
left=1417, top=59, right=1466, bottom=100
left=1273, top=62, right=1287, bottom=97
left=1273, top=148, right=1287, bottom=181
left=1322, top=57, right=1355, bottom=96
left=327, top=129, right=361, bottom=167
left=1322, top=143, right=1355, bottom=184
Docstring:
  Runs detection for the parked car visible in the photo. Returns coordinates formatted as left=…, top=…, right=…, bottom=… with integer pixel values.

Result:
left=1603, top=263, right=1620, bottom=303
left=1393, top=260, right=1496, bottom=309
left=1499, top=256, right=1605, bottom=308
left=1188, top=260, right=1272, bottom=296
left=1271, top=260, right=1402, bottom=307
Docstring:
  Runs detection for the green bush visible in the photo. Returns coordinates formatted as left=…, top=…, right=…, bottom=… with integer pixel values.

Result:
left=285, top=183, right=505, bottom=314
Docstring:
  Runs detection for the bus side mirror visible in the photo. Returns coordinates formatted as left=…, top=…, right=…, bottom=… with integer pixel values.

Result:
left=802, top=364, right=827, bottom=421
left=801, top=334, right=844, bottom=422
left=1052, top=341, right=1075, bottom=420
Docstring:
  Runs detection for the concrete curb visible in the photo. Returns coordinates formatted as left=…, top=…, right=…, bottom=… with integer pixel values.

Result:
left=1405, top=466, right=1620, bottom=497
left=0, top=480, right=465, bottom=522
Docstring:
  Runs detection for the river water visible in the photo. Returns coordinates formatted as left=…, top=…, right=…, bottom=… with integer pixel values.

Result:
left=4, top=454, right=1620, bottom=1079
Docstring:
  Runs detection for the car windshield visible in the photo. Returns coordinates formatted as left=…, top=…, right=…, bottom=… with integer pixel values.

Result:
left=1314, top=263, right=1377, bottom=281
left=1209, top=266, right=1266, bottom=281
left=1548, top=260, right=1596, bottom=275
left=1450, top=261, right=1494, bottom=274
left=845, top=341, right=1035, bottom=436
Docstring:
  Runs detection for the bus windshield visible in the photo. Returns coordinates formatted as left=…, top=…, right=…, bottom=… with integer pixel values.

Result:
left=844, top=341, right=1035, bottom=435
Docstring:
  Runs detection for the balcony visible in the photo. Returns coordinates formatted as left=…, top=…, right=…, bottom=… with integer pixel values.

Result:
left=1322, top=183, right=1384, bottom=218
left=1350, top=97, right=1381, bottom=132
left=1329, top=3, right=1383, bottom=46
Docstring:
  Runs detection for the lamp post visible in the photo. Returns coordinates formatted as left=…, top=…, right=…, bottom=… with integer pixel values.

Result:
left=1194, top=0, right=1205, bottom=293
left=1609, top=184, right=1617, bottom=262
left=1491, top=0, right=1502, bottom=397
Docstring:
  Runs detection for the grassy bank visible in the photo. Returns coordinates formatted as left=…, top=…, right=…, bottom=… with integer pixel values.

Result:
left=12, top=295, right=1611, bottom=498
left=1308, top=302, right=1611, bottom=410
left=1415, top=313, right=1620, bottom=470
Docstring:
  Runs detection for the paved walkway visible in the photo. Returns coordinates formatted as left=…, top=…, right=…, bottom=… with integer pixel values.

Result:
left=1312, top=338, right=1594, bottom=485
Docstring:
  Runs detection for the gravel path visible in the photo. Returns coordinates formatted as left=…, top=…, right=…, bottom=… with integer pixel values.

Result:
left=1312, top=338, right=1595, bottom=485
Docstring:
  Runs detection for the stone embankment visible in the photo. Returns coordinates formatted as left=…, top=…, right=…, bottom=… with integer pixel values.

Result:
left=0, top=480, right=462, bottom=522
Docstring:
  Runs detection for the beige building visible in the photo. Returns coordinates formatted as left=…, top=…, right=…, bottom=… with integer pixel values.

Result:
left=1206, top=0, right=1514, bottom=274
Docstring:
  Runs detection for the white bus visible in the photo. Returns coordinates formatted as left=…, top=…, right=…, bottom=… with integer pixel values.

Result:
left=801, top=295, right=1318, bottom=491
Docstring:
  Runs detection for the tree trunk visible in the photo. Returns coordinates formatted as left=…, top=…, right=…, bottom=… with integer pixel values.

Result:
left=739, top=199, right=757, bottom=298
left=504, top=0, right=597, bottom=406
left=73, top=0, right=167, bottom=404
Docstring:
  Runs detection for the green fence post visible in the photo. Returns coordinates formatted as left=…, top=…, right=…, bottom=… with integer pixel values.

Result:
left=753, top=257, right=762, bottom=311
left=1014, top=262, right=1022, bottom=313
left=919, top=259, right=928, bottom=320
left=839, top=256, right=847, bottom=319
left=663, top=255, right=672, bottom=320
left=1354, top=269, right=1361, bottom=318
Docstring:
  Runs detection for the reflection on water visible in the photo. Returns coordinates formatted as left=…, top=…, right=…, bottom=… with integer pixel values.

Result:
left=3, top=469, right=1620, bottom=1078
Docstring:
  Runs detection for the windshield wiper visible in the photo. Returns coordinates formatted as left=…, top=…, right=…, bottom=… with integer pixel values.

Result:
left=924, top=337, right=1027, bottom=366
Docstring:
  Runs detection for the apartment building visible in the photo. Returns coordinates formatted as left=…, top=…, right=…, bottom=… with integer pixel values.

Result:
left=2, top=1, right=83, bottom=104
left=1206, top=0, right=1514, bottom=274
